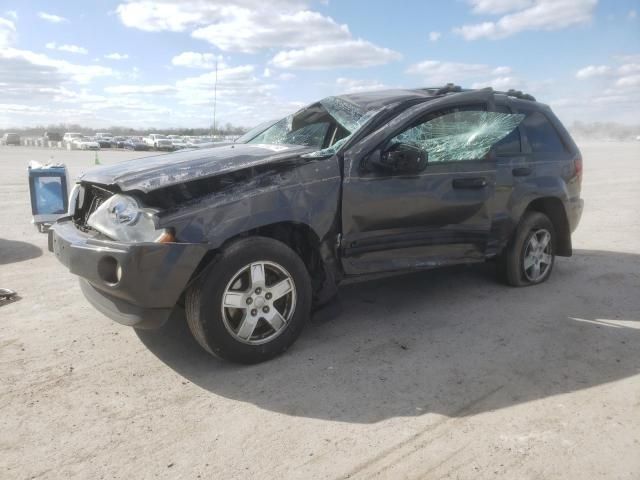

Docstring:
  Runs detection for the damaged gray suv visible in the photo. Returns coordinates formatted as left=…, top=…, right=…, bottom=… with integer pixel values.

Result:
left=49, top=85, right=583, bottom=364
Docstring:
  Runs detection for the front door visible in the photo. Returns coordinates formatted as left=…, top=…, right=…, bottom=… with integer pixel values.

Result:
left=340, top=100, right=524, bottom=275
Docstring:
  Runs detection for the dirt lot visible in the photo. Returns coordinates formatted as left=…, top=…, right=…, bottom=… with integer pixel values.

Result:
left=1, top=143, right=639, bottom=479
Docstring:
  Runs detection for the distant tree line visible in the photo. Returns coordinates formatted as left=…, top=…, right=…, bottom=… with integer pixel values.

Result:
left=3, top=123, right=248, bottom=137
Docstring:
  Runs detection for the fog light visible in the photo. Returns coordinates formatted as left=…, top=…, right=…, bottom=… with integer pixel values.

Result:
left=97, top=256, right=120, bottom=285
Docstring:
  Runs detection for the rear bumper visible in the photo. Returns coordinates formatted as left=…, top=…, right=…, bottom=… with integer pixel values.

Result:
left=567, top=197, right=584, bottom=233
left=49, top=219, right=207, bottom=328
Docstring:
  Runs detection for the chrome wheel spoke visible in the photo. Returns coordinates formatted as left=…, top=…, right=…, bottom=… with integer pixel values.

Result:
left=236, top=314, right=258, bottom=340
left=250, top=262, right=265, bottom=287
left=265, top=310, right=286, bottom=331
left=539, top=231, right=551, bottom=249
left=270, top=278, right=293, bottom=301
left=529, top=235, right=539, bottom=250
left=540, top=253, right=552, bottom=265
left=532, top=262, right=541, bottom=279
left=223, top=292, right=245, bottom=309
left=523, top=255, right=536, bottom=270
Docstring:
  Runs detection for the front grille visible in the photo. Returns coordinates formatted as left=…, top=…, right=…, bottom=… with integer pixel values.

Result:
left=73, top=184, right=114, bottom=231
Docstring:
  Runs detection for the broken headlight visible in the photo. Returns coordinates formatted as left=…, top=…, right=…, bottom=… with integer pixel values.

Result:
left=87, top=194, right=167, bottom=243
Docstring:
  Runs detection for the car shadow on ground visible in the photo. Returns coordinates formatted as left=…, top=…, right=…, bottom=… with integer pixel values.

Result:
left=136, top=249, right=640, bottom=423
left=0, top=238, right=42, bottom=265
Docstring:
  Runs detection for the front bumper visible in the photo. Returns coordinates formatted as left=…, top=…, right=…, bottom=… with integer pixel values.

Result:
left=49, top=219, right=207, bottom=328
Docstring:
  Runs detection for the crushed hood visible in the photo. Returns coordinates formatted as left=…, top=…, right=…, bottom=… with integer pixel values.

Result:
left=80, top=143, right=314, bottom=192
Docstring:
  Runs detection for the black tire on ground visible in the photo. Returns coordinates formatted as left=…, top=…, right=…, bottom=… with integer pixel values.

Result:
left=185, top=236, right=312, bottom=364
left=497, top=211, right=556, bottom=287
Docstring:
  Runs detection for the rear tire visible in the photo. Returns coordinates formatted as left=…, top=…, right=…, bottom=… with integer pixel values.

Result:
left=497, top=211, right=556, bottom=286
left=185, top=237, right=312, bottom=364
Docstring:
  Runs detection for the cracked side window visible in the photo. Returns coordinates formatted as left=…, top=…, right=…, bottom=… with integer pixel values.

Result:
left=248, top=117, right=330, bottom=148
left=390, top=110, right=525, bottom=163
left=244, top=95, right=380, bottom=157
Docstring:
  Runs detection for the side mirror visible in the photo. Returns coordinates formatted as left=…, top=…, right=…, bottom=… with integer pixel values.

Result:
left=370, top=143, right=428, bottom=174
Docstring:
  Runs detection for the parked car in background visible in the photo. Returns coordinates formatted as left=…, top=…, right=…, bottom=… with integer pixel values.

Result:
left=144, top=134, right=174, bottom=151
left=63, top=132, right=83, bottom=145
left=49, top=85, right=583, bottom=364
left=124, top=138, right=150, bottom=151
left=2, top=133, right=21, bottom=145
left=96, top=137, right=114, bottom=149
left=167, top=135, right=189, bottom=150
left=112, top=136, right=128, bottom=148
left=185, top=137, right=216, bottom=149
left=95, top=132, right=113, bottom=139
left=44, top=131, right=63, bottom=142
left=72, top=136, right=100, bottom=150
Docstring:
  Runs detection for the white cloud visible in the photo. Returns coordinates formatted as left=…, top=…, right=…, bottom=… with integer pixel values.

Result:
left=406, top=60, right=512, bottom=84
left=104, top=84, right=177, bottom=95
left=466, top=0, right=534, bottom=15
left=191, top=9, right=350, bottom=53
left=616, top=74, right=640, bottom=88
left=454, top=0, right=597, bottom=40
left=278, top=72, right=296, bottom=80
left=5, top=10, right=17, bottom=20
left=0, top=17, right=15, bottom=47
left=629, top=9, right=638, bottom=20
left=335, top=77, right=389, bottom=93
left=46, top=42, right=88, bottom=55
left=618, top=63, right=640, bottom=75
left=1, top=48, right=112, bottom=85
left=576, top=65, right=612, bottom=79
left=37, top=11, right=68, bottom=23
left=171, top=51, right=223, bottom=69
left=575, top=62, right=640, bottom=85
left=553, top=55, right=640, bottom=124
left=271, top=40, right=401, bottom=69
left=116, top=0, right=308, bottom=33
left=105, top=52, right=129, bottom=60
left=429, top=31, right=441, bottom=42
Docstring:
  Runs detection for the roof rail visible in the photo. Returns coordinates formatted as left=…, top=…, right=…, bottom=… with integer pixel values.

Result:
left=420, top=84, right=536, bottom=101
left=421, top=83, right=464, bottom=95
left=502, top=89, right=536, bottom=101
left=434, top=83, right=463, bottom=95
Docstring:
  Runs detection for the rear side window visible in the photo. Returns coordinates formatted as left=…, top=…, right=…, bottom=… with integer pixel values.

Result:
left=493, top=105, right=521, bottom=155
left=521, top=110, right=566, bottom=153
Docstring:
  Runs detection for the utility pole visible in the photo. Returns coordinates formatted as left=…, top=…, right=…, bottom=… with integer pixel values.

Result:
left=212, top=59, right=218, bottom=139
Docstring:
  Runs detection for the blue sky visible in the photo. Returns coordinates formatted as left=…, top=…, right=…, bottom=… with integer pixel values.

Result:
left=1, top=0, right=639, bottom=128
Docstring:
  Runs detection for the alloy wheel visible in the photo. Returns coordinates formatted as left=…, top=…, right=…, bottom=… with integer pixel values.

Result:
left=220, top=261, right=297, bottom=345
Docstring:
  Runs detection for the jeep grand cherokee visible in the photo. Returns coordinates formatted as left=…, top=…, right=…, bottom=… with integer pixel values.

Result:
left=49, top=85, right=583, bottom=364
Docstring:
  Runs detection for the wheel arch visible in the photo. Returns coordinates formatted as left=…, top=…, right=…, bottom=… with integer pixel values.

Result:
left=525, top=197, right=572, bottom=256
left=187, top=221, right=339, bottom=306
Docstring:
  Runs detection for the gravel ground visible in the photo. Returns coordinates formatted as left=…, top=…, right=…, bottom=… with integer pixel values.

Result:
left=1, top=143, right=639, bottom=479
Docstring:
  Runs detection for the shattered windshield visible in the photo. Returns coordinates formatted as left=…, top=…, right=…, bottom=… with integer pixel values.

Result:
left=391, top=111, right=525, bottom=163
left=246, top=96, right=380, bottom=156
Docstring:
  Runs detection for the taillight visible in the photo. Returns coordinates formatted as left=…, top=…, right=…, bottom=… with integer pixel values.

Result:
left=574, top=154, right=583, bottom=185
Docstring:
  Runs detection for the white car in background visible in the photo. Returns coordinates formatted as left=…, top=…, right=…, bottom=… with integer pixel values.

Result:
left=144, top=134, right=174, bottom=151
left=63, top=132, right=84, bottom=145
left=167, top=135, right=188, bottom=150
left=72, top=136, right=100, bottom=150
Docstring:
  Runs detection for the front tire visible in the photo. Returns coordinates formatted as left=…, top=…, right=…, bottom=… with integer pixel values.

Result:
left=498, top=211, right=556, bottom=286
left=185, top=237, right=312, bottom=364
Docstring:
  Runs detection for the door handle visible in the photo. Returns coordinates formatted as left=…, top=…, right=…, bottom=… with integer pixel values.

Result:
left=512, top=167, right=532, bottom=177
left=452, top=177, right=487, bottom=189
